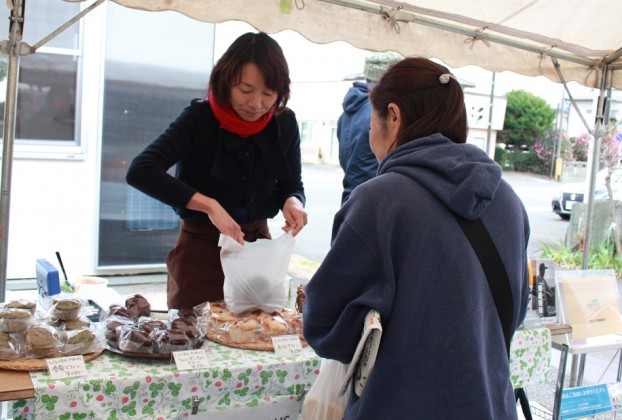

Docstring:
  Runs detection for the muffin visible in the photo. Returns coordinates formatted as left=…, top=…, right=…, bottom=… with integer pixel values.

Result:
left=0, top=308, right=32, bottom=333
left=25, top=325, right=61, bottom=358
left=4, top=299, right=37, bottom=315
left=124, top=294, right=151, bottom=320
left=63, top=318, right=91, bottom=331
left=64, top=329, right=96, bottom=356
left=50, top=297, right=82, bottom=321
left=229, top=319, right=260, bottom=344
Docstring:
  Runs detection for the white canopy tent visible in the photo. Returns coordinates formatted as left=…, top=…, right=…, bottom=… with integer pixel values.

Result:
left=1, top=0, right=622, bottom=300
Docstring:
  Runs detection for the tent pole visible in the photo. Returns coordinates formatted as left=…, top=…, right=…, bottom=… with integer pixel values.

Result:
left=0, top=0, right=25, bottom=303
left=581, top=64, right=610, bottom=269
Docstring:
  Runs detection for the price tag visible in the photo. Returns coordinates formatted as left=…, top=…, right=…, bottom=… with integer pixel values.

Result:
left=272, top=335, right=303, bottom=356
left=46, top=355, right=87, bottom=380
left=173, top=349, right=209, bottom=371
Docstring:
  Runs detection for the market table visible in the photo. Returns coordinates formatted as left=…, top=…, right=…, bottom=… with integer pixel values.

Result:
left=3, top=339, right=320, bottom=420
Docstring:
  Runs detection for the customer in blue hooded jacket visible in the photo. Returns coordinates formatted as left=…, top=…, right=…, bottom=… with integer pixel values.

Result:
left=303, top=57, right=531, bottom=419
left=337, top=51, right=402, bottom=204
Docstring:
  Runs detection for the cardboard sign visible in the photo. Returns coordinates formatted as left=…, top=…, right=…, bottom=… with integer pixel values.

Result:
left=46, top=355, right=87, bottom=380
left=271, top=335, right=303, bottom=356
left=173, top=349, right=209, bottom=371
left=557, top=272, right=622, bottom=340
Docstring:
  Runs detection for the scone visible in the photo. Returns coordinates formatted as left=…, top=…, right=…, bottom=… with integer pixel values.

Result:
left=4, top=299, right=37, bottom=315
left=25, top=325, right=61, bottom=358
left=50, top=297, right=82, bottom=321
left=0, top=308, right=32, bottom=333
left=260, top=316, right=289, bottom=341
left=228, top=319, right=260, bottom=344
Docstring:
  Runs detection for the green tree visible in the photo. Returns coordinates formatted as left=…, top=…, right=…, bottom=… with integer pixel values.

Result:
left=500, top=90, right=556, bottom=150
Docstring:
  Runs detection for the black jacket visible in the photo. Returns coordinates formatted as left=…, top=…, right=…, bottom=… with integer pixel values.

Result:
left=126, top=99, right=305, bottom=223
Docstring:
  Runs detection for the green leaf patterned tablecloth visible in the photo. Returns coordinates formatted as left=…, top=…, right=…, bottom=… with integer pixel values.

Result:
left=510, top=327, right=551, bottom=388
left=9, top=340, right=320, bottom=419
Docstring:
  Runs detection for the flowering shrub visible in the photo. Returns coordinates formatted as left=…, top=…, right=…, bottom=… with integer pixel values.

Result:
left=572, top=133, right=590, bottom=161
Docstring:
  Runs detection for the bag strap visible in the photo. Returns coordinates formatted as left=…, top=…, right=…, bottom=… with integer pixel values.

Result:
left=455, top=216, right=513, bottom=356
left=455, top=216, right=533, bottom=420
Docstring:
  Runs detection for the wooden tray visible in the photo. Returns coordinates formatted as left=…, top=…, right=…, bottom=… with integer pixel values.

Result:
left=205, top=330, right=307, bottom=351
left=0, top=350, right=104, bottom=371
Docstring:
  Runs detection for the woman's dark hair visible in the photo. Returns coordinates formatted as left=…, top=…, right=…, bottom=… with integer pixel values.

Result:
left=369, top=57, right=468, bottom=145
left=209, top=32, right=291, bottom=113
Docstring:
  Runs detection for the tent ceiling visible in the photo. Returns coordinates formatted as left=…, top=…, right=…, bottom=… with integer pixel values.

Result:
left=108, top=0, right=622, bottom=90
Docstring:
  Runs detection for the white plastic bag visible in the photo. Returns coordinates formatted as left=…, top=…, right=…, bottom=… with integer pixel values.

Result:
left=219, top=231, right=295, bottom=314
left=301, top=358, right=349, bottom=420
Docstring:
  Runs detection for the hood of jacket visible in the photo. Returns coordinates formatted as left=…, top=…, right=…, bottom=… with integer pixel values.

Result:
left=378, top=133, right=502, bottom=220
left=342, top=81, right=371, bottom=115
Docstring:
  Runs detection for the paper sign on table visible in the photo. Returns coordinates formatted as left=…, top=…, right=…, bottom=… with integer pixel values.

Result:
left=272, top=335, right=303, bottom=356
left=173, top=349, right=209, bottom=371
left=46, top=355, right=87, bottom=380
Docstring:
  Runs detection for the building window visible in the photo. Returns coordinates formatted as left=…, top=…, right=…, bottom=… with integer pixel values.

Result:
left=300, top=121, right=313, bottom=143
left=98, top=3, right=214, bottom=267
left=0, top=0, right=81, bottom=144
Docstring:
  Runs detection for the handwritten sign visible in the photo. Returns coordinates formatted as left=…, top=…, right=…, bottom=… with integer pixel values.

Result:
left=46, top=356, right=87, bottom=380
left=271, top=335, right=303, bottom=356
left=173, top=349, right=209, bottom=371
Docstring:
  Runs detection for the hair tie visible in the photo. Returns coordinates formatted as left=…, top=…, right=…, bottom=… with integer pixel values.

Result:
left=439, top=73, right=452, bottom=84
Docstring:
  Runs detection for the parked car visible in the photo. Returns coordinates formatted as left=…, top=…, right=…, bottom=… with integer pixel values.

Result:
left=552, top=168, right=622, bottom=220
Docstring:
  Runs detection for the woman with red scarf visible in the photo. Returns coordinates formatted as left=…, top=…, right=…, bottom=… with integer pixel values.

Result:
left=126, top=32, right=307, bottom=310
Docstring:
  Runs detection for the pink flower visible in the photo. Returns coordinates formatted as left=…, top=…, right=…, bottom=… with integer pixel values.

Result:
left=236, top=382, right=242, bottom=388
left=146, top=376, right=152, bottom=383
left=96, top=395, right=104, bottom=402
left=315, top=369, right=320, bottom=375
left=215, top=381, right=222, bottom=387
left=265, top=396, right=271, bottom=402
left=191, top=387, right=197, bottom=393
left=24, top=406, right=29, bottom=413
left=48, top=384, right=55, bottom=390
left=257, top=365, right=262, bottom=371
left=295, top=374, right=300, bottom=379
left=70, top=401, right=77, bottom=408
left=174, top=372, right=180, bottom=377
left=122, top=396, right=129, bottom=404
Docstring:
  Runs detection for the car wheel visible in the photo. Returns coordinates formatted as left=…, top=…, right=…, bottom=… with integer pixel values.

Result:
left=558, top=214, right=570, bottom=220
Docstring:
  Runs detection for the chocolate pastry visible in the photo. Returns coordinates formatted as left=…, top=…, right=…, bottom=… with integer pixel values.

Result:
left=118, top=327, right=154, bottom=353
left=138, top=317, right=166, bottom=334
left=125, top=294, right=151, bottom=320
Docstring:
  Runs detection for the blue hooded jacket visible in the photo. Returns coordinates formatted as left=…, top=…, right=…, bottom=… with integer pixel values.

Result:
left=337, top=82, right=378, bottom=204
left=303, top=134, right=530, bottom=419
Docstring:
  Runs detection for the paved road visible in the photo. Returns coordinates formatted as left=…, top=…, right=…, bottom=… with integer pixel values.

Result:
left=280, top=164, right=568, bottom=263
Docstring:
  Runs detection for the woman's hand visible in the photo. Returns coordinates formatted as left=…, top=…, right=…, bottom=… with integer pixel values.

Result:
left=282, top=196, right=307, bottom=236
left=186, top=193, right=244, bottom=245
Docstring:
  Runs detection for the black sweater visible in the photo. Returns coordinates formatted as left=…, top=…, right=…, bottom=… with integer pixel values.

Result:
left=126, top=99, right=305, bottom=223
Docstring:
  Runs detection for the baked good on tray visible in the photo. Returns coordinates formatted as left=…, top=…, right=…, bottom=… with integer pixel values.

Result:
left=198, top=300, right=305, bottom=345
left=25, top=325, right=62, bottom=358
left=50, top=297, right=82, bottom=321
left=0, top=308, right=33, bottom=333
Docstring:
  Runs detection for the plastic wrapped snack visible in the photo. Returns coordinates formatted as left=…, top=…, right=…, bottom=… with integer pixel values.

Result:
left=0, top=308, right=33, bottom=333
left=124, top=294, right=151, bottom=320
left=25, top=324, right=63, bottom=358
left=227, top=319, right=261, bottom=344
left=104, top=315, right=136, bottom=349
left=0, top=332, right=26, bottom=360
left=49, top=296, right=83, bottom=321
left=63, top=328, right=100, bottom=356
left=3, top=299, right=37, bottom=315
left=153, top=328, right=191, bottom=354
left=117, top=325, right=154, bottom=353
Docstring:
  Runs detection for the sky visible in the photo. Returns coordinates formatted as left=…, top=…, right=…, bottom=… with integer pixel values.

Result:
left=214, top=21, right=598, bottom=109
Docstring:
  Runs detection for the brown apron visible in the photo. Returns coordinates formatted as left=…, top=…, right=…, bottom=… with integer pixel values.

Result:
left=165, top=219, right=271, bottom=310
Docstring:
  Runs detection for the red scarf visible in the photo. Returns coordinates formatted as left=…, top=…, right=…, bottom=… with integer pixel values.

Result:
left=207, top=91, right=274, bottom=138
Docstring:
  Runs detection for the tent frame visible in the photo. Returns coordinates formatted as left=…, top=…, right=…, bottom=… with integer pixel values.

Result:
left=0, top=0, right=619, bottom=302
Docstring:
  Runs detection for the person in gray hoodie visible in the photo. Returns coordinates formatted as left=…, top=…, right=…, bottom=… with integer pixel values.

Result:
left=303, top=57, right=530, bottom=419
left=337, top=51, right=402, bottom=204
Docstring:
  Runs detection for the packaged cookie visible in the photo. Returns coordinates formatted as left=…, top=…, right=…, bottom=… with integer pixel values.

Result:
left=0, top=308, right=33, bottom=333
left=228, top=319, right=261, bottom=344
left=0, top=332, right=25, bottom=359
